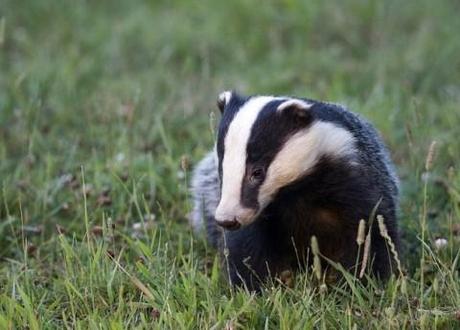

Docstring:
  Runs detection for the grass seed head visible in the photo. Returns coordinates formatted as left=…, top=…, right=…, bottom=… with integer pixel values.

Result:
left=356, top=219, right=366, bottom=246
left=425, top=141, right=436, bottom=171
left=311, top=235, right=320, bottom=255
left=377, top=215, right=403, bottom=276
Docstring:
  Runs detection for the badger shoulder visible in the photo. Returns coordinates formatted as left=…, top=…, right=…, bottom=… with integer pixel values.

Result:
left=308, top=101, right=399, bottom=200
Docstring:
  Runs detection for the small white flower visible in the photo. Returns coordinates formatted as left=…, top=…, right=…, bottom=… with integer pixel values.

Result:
left=115, top=152, right=125, bottom=163
left=434, top=238, right=448, bottom=250
left=132, top=220, right=155, bottom=232
left=144, top=214, right=156, bottom=222
left=421, top=172, right=430, bottom=182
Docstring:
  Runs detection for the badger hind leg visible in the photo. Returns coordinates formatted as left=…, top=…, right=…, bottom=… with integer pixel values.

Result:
left=189, top=151, right=221, bottom=247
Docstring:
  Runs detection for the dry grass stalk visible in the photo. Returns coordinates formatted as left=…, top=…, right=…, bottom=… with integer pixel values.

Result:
left=359, top=229, right=372, bottom=279
left=377, top=215, right=403, bottom=276
left=310, top=236, right=322, bottom=281
left=359, top=198, right=383, bottom=278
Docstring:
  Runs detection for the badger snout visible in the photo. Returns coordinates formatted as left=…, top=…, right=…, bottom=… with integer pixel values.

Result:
left=215, top=202, right=256, bottom=230
left=214, top=209, right=242, bottom=230
left=215, top=218, right=241, bottom=230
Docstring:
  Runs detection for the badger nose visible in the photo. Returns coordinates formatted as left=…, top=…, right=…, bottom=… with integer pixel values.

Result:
left=216, top=219, right=241, bottom=230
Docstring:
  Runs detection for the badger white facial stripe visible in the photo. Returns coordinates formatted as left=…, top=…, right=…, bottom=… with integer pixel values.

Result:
left=215, top=96, right=278, bottom=224
left=257, top=120, right=356, bottom=208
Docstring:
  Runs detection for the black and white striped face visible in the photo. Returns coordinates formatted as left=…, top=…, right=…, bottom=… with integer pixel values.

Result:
left=214, top=91, right=356, bottom=230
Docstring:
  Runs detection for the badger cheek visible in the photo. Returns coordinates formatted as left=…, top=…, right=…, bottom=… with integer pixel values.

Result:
left=258, top=164, right=299, bottom=209
left=257, top=176, right=282, bottom=210
left=235, top=207, right=257, bottom=226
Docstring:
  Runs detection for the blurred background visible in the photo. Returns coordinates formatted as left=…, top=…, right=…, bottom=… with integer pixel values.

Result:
left=0, top=0, right=460, bottom=324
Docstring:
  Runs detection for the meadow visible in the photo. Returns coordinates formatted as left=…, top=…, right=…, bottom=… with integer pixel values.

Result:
left=0, top=0, right=459, bottom=328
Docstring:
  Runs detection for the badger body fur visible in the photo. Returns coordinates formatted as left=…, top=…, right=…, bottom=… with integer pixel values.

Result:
left=190, top=92, right=399, bottom=291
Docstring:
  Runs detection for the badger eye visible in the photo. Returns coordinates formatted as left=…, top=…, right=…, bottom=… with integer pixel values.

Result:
left=249, top=167, right=265, bottom=184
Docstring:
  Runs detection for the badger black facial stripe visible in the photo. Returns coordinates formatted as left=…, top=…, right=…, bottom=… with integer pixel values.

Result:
left=215, top=96, right=281, bottom=226
left=240, top=99, right=314, bottom=209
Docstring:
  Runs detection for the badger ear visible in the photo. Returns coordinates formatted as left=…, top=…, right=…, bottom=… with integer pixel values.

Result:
left=217, top=91, right=232, bottom=113
left=276, top=99, right=312, bottom=119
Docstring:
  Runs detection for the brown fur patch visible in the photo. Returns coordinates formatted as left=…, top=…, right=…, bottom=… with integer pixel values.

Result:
left=311, top=208, right=345, bottom=262
left=313, top=209, right=342, bottom=230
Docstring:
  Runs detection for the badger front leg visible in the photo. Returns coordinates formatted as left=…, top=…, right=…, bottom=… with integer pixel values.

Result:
left=221, top=224, right=293, bottom=292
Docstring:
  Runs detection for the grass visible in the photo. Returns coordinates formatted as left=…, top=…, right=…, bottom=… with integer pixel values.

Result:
left=1, top=0, right=460, bottom=328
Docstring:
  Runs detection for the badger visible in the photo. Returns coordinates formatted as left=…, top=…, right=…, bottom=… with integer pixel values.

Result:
left=190, top=91, right=399, bottom=291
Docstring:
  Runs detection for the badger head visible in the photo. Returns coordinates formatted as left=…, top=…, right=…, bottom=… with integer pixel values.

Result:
left=214, top=91, right=356, bottom=230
